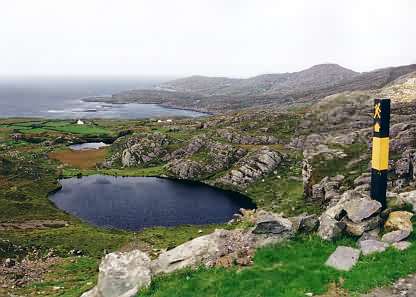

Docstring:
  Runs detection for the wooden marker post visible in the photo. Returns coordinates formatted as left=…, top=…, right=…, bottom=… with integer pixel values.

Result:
left=370, top=98, right=390, bottom=209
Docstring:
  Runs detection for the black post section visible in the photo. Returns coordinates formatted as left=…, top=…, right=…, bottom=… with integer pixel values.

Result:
left=370, top=98, right=390, bottom=209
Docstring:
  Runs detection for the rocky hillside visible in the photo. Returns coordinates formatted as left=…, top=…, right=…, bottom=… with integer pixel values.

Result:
left=375, top=71, right=416, bottom=102
left=161, top=64, right=358, bottom=96
left=88, top=63, right=416, bottom=113
left=101, top=69, right=416, bottom=216
left=81, top=72, right=416, bottom=297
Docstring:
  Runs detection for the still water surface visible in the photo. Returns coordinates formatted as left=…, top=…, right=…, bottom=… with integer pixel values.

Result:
left=50, top=175, right=255, bottom=230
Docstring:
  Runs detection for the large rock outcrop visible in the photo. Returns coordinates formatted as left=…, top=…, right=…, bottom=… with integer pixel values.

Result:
left=318, top=190, right=382, bottom=240
left=216, top=147, right=283, bottom=189
left=165, top=135, right=207, bottom=160
left=393, top=149, right=416, bottom=190
left=217, top=128, right=279, bottom=145
left=309, top=175, right=344, bottom=204
left=167, top=141, right=246, bottom=180
left=120, top=133, right=169, bottom=167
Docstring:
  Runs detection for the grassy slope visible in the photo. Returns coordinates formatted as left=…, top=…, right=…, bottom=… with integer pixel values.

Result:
left=0, top=119, right=221, bottom=296
left=141, top=232, right=416, bottom=297
left=0, top=113, right=412, bottom=297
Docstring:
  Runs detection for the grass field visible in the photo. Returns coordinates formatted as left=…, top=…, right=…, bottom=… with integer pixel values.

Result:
left=0, top=120, right=112, bottom=136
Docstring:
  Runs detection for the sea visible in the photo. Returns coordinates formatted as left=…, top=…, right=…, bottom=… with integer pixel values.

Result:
left=0, top=77, right=205, bottom=119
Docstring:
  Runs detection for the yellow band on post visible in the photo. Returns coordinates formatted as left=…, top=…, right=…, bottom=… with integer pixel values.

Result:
left=372, top=137, right=389, bottom=170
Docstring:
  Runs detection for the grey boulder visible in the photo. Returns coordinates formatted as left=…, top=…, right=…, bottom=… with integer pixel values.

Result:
left=382, top=230, right=411, bottom=244
left=342, top=215, right=381, bottom=237
left=325, top=246, right=361, bottom=271
left=359, top=240, right=389, bottom=256
left=81, top=250, right=152, bottom=297
left=392, top=241, right=412, bottom=251
left=343, top=198, right=381, bottom=223
left=318, top=213, right=346, bottom=241
left=253, top=214, right=292, bottom=235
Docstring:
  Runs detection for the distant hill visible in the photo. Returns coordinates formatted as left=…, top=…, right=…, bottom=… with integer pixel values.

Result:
left=88, top=63, right=416, bottom=113
left=160, top=64, right=359, bottom=96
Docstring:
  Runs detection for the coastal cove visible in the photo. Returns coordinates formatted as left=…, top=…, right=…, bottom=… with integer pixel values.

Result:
left=0, top=77, right=206, bottom=119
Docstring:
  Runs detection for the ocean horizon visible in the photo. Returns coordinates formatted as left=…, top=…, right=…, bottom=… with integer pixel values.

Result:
left=0, top=76, right=203, bottom=119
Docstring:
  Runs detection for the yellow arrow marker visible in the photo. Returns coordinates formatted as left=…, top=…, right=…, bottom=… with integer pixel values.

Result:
left=374, top=122, right=381, bottom=132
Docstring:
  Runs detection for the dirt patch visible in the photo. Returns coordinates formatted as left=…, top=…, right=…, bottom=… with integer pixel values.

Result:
left=0, top=256, right=63, bottom=293
left=0, top=220, right=69, bottom=231
left=361, top=273, right=416, bottom=297
left=319, top=282, right=350, bottom=297
left=48, top=148, right=107, bottom=169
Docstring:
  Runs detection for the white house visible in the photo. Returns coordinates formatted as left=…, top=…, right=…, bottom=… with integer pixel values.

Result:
left=77, top=119, right=85, bottom=125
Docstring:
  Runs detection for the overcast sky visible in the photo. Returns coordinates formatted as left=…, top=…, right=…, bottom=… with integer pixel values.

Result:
left=1, top=0, right=415, bottom=78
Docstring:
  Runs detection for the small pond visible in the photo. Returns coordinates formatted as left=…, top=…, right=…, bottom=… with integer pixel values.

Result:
left=69, top=142, right=110, bottom=151
left=50, top=175, right=255, bottom=230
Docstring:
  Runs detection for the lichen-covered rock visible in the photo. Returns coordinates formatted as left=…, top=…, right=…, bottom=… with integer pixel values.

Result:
left=217, top=128, right=279, bottom=145
left=398, top=190, right=416, bottom=211
left=382, top=230, right=411, bottom=244
left=120, top=133, right=169, bottom=167
left=302, top=132, right=347, bottom=160
left=359, top=240, right=389, bottom=256
left=318, top=190, right=382, bottom=240
left=206, top=142, right=247, bottom=172
left=392, top=241, right=412, bottom=251
left=384, top=211, right=414, bottom=232
left=81, top=250, right=152, bottom=297
left=354, top=173, right=371, bottom=187
left=395, top=153, right=415, bottom=179
left=151, top=224, right=292, bottom=275
left=167, top=159, right=204, bottom=179
left=358, top=228, right=380, bottom=243
left=342, top=215, right=381, bottom=237
left=167, top=141, right=246, bottom=180
left=252, top=213, right=292, bottom=235
left=166, top=135, right=207, bottom=160
left=318, top=213, right=346, bottom=241
left=343, top=198, right=382, bottom=223
left=310, top=175, right=343, bottom=203
left=151, top=229, right=232, bottom=274
left=216, top=147, right=282, bottom=189
left=390, top=127, right=416, bottom=153
left=290, top=214, right=319, bottom=233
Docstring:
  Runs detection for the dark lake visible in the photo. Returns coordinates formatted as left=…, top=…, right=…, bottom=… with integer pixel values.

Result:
left=50, top=175, right=255, bottom=231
